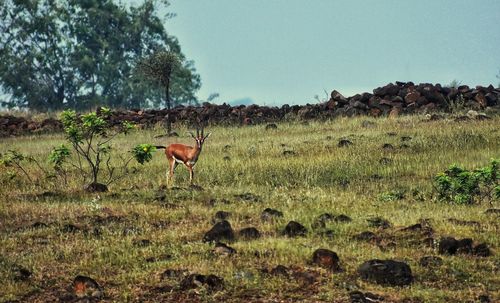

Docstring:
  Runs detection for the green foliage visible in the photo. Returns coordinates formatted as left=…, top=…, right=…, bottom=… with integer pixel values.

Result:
left=434, top=159, right=499, bottom=204
left=0, top=0, right=200, bottom=110
left=48, top=145, right=70, bottom=170
left=59, top=108, right=135, bottom=187
left=131, top=144, right=157, bottom=165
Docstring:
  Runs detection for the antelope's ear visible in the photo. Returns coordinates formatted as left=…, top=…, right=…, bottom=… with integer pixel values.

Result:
left=204, top=132, right=212, bottom=139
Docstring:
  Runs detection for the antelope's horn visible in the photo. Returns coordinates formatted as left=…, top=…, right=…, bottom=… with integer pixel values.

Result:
left=189, top=131, right=196, bottom=138
left=201, top=128, right=204, bottom=137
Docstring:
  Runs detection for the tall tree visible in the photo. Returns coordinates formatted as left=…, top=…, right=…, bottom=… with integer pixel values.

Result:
left=0, top=0, right=200, bottom=111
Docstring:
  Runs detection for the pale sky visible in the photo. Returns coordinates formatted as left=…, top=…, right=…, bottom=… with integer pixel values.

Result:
left=163, top=0, right=500, bottom=105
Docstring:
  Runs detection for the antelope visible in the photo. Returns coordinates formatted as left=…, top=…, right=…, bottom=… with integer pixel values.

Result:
left=156, top=128, right=211, bottom=186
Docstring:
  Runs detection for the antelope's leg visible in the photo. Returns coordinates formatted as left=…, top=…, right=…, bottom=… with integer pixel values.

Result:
left=167, top=158, right=177, bottom=186
left=187, top=165, right=194, bottom=185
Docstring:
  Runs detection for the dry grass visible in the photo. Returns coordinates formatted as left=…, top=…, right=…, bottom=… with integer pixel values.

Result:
left=0, top=115, right=499, bottom=302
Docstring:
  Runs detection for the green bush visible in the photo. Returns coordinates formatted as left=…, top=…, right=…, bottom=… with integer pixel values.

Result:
left=434, top=159, right=499, bottom=204
left=131, top=144, right=157, bottom=165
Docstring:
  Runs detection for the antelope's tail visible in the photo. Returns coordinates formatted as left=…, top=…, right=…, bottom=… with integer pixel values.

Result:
left=155, top=145, right=167, bottom=149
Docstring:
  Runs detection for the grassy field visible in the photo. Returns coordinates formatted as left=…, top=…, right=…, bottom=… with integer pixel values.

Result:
left=0, top=115, right=499, bottom=302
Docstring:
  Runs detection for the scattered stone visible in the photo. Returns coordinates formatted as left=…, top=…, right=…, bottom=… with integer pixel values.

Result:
left=338, top=139, right=353, bottom=147
left=261, top=208, right=284, bottom=222
left=161, top=269, right=189, bottom=280
left=212, top=211, right=231, bottom=223
left=179, top=274, right=224, bottom=291
left=84, top=182, right=108, bottom=193
left=214, top=242, right=236, bottom=256
left=223, top=155, right=231, bottom=161
left=419, top=256, right=443, bottom=268
left=367, top=217, right=391, bottom=229
left=438, top=237, right=475, bottom=255
left=386, top=132, right=397, bottom=136
left=478, top=294, right=491, bottom=303
left=283, top=221, right=308, bottom=237
left=73, top=275, right=103, bottom=299
left=238, top=227, right=261, bottom=240
left=203, top=220, right=235, bottom=243
left=265, top=123, right=278, bottom=130
left=283, top=150, right=297, bottom=156
left=358, top=259, right=413, bottom=286
left=473, top=243, right=492, bottom=257
left=189, top=184, right=204, bottom=191
left=311, top=249, right=341, bottom=271
left=270, top=265, right=290, bottom=278
left=382, top=143, right=394, bottom=150
left=291, top=270, right=318, bottom=286
left=334, top=214, right=352, bottom=222
left=12, top=265, right=32, bottom=281
left=401, top=136, right=412, bottom=141
left=353, top=231, right=378, bottom=242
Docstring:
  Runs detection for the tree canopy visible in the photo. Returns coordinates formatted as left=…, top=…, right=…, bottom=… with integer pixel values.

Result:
left=0, top=0, right=201, bottom=111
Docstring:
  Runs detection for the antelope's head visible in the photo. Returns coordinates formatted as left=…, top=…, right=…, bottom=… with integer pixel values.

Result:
left=190, top=128, right=211, bottom=149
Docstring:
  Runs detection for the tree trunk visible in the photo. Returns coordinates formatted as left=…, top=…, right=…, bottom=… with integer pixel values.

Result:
left=165, top=79, right=172, bottom=133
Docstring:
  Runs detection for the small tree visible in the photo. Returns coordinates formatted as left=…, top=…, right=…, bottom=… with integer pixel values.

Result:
left=137, top=50, right=181, bottom=133
left=434, top=159, right=499, bottom=204
left=60, top=108, right=135, bottom=192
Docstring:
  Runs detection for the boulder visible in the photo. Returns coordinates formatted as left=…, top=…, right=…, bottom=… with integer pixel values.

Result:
left=357, top=259, right=413, bottom=286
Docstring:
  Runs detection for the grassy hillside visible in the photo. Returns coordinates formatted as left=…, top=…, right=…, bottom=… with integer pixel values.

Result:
left=1, top=115, right=499, bottom=302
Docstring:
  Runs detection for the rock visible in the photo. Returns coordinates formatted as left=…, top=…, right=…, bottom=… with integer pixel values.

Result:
left=214, top=242, right=236, bottom=256
left=73, top=275, right=103, bottom=299
left=283, top=150, right=297, bottom=156
left=238, top=227, right=261, bottom=240
left=179, top=274, right=224, bottom=290
left=338, top=139, right=353, bottom=147
left=261, top=208, right=283, bottom=222
left=265, top=123, right=278, bottom=130
left=357, top=259, right=413, bottom=286
left=353, top=231, right=379, bottom=242
left=367, top=217, right=391, bottom=229
left=401, top=136, right=412, bottom=141
left=212, top=211, right=231, bottom=223
left=161, top=269, right=189, bottom=280
left=283, top=221, right=308, bottom=237
left=473, top=243, right=492, bottom=257
left=12, top=265, right=32, bottom=281
left=382, top=143, right=394, bottom=150
left=84, top=182, right=108, bottom=192
left=438, top=237, right=474, bottom=255
left=311, top=249, right=341, bottom=271
left=419, top=256, right=443, bottom=267
left=334, top=214, right=352, bottom=222
left=203, top=220, right=235, bottom=243
left=270, top=265, right=290, bottom=277
left=478, top=294, right=491, bottom=303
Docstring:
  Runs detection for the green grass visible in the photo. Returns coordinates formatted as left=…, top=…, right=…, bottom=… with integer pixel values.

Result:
left=1, top=115, right=499, bottom=302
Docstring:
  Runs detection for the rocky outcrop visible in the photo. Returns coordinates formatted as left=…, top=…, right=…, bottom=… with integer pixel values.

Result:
left=2, top=82, right=498, bottom=137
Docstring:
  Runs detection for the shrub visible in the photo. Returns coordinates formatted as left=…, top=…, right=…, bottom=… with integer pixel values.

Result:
left=434, top=159, right=499, bottom=204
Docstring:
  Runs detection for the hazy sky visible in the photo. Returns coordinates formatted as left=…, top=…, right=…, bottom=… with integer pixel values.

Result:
left=162, top=0, right=500, bottom=105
